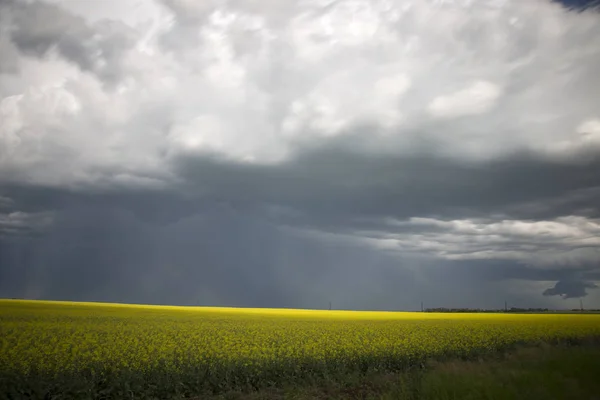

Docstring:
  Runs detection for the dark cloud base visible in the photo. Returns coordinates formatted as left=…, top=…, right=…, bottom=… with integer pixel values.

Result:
left=2, top=148, right=599, bottom=308
left=543, top=279, right=599, bottom=299
left=555, top=0, right=600, bottom=11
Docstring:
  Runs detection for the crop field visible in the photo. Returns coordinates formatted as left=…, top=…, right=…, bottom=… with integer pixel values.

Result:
left=1, top=299, right=600, bottom=398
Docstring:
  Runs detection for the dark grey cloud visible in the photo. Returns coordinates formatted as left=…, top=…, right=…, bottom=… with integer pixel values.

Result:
left=0, top=210, right=53, bottom=237
left=543, top=279, right=599, bottom=299
left=174, top=148, right=600, bottom=225
left=2, top=147, right=599, bottom=307
left=0, top=35, right=20, bottom=74
left=4, top=147, right=600, bottom=238
left=0, top=198, right=423, bottom=310
left=2, top=0, right=137, bottom=83
left=555, top=0, right=600, bottom=11
left=0, top=195, right=14, bottom=209
left=3, top=203, right=568, bottom=311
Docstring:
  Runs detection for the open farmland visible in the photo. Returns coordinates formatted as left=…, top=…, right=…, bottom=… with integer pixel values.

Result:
left=1, top=300, right=600, bottom=399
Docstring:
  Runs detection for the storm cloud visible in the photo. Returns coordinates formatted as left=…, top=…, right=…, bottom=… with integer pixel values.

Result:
left=543, top=279, right=599, bottom=299
left=0, top=0, right=599, bottom=309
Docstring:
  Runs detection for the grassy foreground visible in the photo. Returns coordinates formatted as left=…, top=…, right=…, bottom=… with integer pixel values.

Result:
left=1, top=300, right=600, bottom=399
left=217, top=343, right=600, bottom=399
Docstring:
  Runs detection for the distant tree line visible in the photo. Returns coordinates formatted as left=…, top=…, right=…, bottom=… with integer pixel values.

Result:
left=424, top=307, right=549, bottom=313
left=424, top=307, right=600, bottom=313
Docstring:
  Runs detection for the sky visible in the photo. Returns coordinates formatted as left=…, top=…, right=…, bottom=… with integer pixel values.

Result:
left=0, top=0, right=599, bottom=311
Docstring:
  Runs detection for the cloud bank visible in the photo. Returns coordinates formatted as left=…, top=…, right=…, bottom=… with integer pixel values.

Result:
left=543, top=279, right=599, bottom=299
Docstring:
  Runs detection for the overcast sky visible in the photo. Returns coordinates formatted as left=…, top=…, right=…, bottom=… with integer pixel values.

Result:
left=1, top=0, right=599, bottom=310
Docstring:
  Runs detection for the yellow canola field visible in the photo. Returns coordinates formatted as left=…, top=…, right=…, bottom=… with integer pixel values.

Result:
left=2, top=300, right=600, bottom=376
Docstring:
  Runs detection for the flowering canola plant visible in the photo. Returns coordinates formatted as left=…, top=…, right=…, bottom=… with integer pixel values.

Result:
left=1, top=299, right=600, bottom=395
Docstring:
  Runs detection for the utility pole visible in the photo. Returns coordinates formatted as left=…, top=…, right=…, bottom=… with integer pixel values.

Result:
left=505, top=300, right=507, bottom=312
left=421, top=301, right=424, bottom=312
left=329, top=301, right=332, bottom=310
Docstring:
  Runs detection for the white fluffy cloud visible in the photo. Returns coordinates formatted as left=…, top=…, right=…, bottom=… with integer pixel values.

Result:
left=427, top=81, right=501, bottom=118
left=545, top=118, right=600, bottom=158
left=355, top=215, right=600, bottom=267
left=1, top=0, right=600, bottom=187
